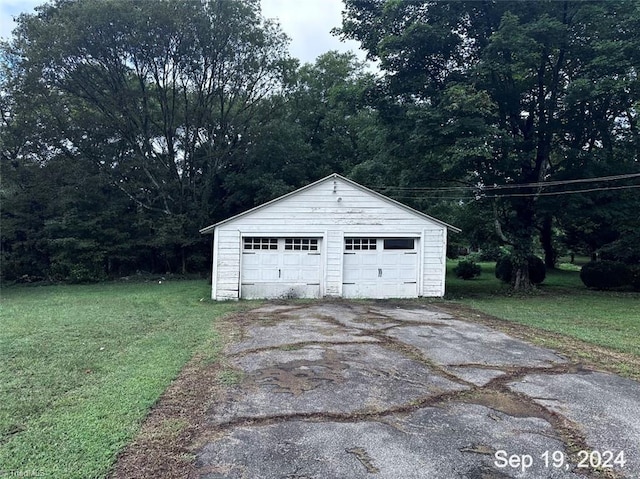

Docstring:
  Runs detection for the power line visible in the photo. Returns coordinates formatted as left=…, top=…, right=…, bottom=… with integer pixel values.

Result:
left=375, top=172, right=640, bottom=192
left=483, top=183, right=640, bottom=198
left=383, top=183, right=640, bottom=200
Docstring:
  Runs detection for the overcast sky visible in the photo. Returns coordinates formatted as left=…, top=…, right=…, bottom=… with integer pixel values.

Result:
left=0, top=0, right=369, bottom=66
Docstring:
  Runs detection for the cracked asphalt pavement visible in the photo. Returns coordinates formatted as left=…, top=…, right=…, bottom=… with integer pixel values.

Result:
left=194, top=302, right=640, bottom=479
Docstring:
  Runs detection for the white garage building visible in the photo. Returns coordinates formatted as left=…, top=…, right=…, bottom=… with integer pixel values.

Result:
left=200, top=173, right=460, bottom=300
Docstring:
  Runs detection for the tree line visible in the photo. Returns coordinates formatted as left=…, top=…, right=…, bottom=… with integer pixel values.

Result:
left=1, top=0, right=639, bottom=290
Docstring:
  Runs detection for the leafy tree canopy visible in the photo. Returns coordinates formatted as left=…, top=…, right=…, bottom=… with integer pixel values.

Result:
left=339, top=0, right=640, bottom=288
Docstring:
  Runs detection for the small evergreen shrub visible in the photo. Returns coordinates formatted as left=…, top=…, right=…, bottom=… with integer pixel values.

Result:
left=495, top=255, right=546, bottom=285
left=69, top=264, right=106, bottom=284
left=454, top=260, right=482, bottom=280
left=580, top=261, right=632, bottom=290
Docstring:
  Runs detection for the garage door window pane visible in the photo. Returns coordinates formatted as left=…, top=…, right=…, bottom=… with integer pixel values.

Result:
left=285, top=238, right=318, bottom=251
left=383, top=238, right=415, bottom=250
left=345, top=238, right=377, bottom=250
left=244, top=237, right=278, bottom=250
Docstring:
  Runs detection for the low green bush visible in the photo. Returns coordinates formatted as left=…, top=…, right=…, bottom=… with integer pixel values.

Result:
left=454, top=260, right=482, bottom=280
left=579, top=260, right=632, bottom=290
left=495, top=255, right=546, bottom=285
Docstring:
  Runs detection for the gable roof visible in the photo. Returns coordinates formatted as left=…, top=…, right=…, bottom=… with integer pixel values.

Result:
left=199, top=173, right=461, bottom=234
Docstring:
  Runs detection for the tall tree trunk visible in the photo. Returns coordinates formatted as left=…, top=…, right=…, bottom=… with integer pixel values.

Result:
left=510, top=199, right=536, bottom=291
left=540, top=214, right=556, bottom=269
left=512, top=258, right=531, bottom=291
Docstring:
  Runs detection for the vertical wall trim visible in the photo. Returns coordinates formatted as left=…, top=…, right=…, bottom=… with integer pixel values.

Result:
left=237, top=230, right=243, bottom=300
left=441, top=227, right=448, bottom=297
left=419, top=229, right=426, bottom=297
left=322, top=230, right=328, bottom=297
left=337, top=231, right=344, bottom=297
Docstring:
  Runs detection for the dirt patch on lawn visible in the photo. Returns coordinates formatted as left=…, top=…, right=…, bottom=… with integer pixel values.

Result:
left=109, top=359, right=216, bottom=478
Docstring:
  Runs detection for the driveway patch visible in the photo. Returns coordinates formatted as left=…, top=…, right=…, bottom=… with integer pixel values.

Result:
left=197, top=403, right=582, bottom=479
left=226, top=316, right=378, bottom=354
left=386, top=322, right=567, bottom=369
left=211, top=342, right=467, bottom=425
left=510, top=371, right=640, bottom=475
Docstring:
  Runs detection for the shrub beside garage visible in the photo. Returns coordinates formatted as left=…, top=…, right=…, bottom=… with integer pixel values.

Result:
left=580, top=260, right=640, bottom=291
left=454, top=259, right=482, bottom=280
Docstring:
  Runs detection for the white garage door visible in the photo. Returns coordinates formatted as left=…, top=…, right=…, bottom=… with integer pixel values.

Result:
left=241, top=237, right=322, bottom=299
left=343, top=238, right=418, bottom=298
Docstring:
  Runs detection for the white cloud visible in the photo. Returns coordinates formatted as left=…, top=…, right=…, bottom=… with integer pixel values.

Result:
left=261, top=0, right=367, bottom=65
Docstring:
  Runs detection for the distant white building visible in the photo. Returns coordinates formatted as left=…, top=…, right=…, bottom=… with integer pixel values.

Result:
left=200, top=173, right=460, bottom=300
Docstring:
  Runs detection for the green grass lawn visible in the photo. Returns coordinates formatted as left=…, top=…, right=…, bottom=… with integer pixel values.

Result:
left=0, top=280, right=240, bottom=479
left=445, top=260, right=640, bottom=359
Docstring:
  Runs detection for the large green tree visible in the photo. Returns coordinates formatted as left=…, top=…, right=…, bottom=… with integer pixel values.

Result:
left=340, top=0, right=640, bottom=289
left=2, top=0, right=291, bottom=278
left=220, top=51, right=379, bottom=214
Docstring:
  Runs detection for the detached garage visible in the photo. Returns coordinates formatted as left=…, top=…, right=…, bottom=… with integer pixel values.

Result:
left=200, top=173, right=460, bottom=300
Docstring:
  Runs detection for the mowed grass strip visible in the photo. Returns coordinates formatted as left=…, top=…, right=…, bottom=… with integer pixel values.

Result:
left=445, top=260, right=640, bottom=366
left=0, top=280, right=239, bottom=479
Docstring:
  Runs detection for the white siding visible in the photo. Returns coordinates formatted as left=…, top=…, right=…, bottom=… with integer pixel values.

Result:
left=422, top=228, right=446, bottom=296
left=209, top=176, right=454, bottom=300
left=216, top=179, right=442, bottom=232
left=214, top=229, right=241, bottom=300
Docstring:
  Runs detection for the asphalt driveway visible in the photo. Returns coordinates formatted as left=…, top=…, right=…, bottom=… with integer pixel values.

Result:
left=194, top=302, right=640, bottom=479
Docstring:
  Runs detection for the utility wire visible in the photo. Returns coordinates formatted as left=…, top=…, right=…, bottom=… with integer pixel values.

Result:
left=375, top=172, right=640, bottom=192
left=383, top=183, right=640, bottom=200
left=483, top=183, right=640, bottom=198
